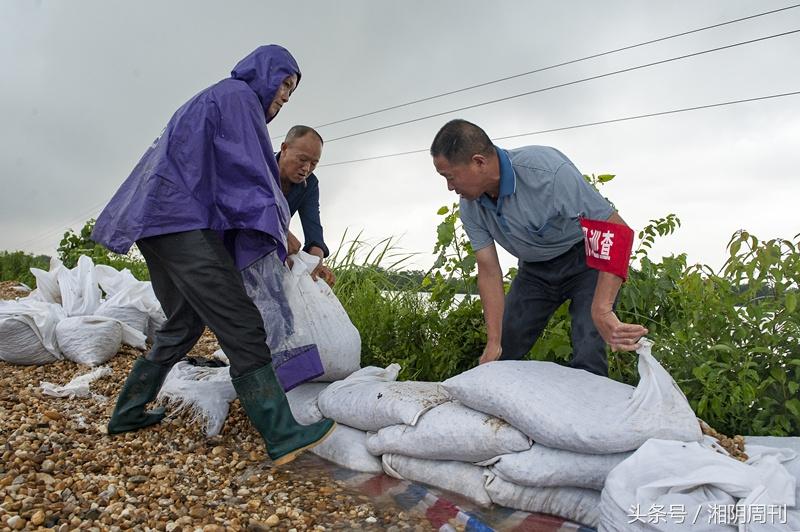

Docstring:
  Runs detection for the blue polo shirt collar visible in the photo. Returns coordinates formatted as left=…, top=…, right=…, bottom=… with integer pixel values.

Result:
left=479, top=146, right=515, bottom=204
left=475, top=146, right=516, bottom=232
left=478, top=146, right=515, bottom=206
left=496, top=146, right=516, bottom=197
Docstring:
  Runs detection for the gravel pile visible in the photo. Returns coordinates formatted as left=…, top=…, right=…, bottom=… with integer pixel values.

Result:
left=0, top=291, right=436, bottom=530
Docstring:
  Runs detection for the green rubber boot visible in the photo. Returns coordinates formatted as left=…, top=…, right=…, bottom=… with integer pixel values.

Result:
left=232, top=364, right=336, bottom=466
left=108, top=357, right=171, bottom=435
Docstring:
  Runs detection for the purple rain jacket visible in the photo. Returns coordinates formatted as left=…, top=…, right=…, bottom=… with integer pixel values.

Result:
left=92, top=45, right=299, bottom=269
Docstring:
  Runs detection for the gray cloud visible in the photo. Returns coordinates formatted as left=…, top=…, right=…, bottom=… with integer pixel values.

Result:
left=1, top=0, right=798, bottom=272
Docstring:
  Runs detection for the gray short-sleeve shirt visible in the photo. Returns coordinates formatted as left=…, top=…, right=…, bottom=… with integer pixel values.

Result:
left=460, top=145, right=614, bottom=263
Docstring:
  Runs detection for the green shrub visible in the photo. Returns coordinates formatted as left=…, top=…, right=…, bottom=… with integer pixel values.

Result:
left=0, top=251, right=50, bottom=287
left=58, top=219, right=150, bottom=280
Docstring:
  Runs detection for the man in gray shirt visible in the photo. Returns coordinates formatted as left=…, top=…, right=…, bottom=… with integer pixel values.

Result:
left=430, top=119, right=647, bottom=376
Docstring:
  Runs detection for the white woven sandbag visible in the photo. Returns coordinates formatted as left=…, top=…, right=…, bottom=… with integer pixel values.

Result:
left=443, top=339, right=701, bottom=454
left=286, top=382, right=329, bottom=425
left=484, top=444, right=630, bottom=491
left=95, top=302, right=149, bottom=334
left=291, top=252, right=361, bottom=381
left=382, top=454, right=492, bottom=507
left=600, top=438, right=798, bottom=532
left=28, top=257, right=66, bottom=304
left=94, top=264, right=140, bottom=298
left=243, top=253, right=317, bottom=358
left=0, top=300, right=65, bottom=364
left=317, top=364, right=450, bottom=432
left=157, top=362, right=236, bottom=437
left=96, top=263, right=165, bottom=340
left=0, top=316, right=58, bottom=365
left=485, top=473, right=601, bottom=528
left=56, top=316, right=123, bottom=365
left=310, top=424, right=382, bottom=473
left=367, top=401, right=531, bottom=462
left=57, top=255, right=102, bottom=317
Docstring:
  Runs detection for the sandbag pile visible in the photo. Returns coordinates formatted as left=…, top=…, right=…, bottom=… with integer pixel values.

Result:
left=0, top=255, right=161, bottom=366
left=149, top=330, right=800, bottom=529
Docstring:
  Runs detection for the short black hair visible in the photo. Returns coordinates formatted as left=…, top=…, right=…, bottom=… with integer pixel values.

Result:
left=430, top=119, right=493, bottom=165
left=285, top=125, right=323, bottom=146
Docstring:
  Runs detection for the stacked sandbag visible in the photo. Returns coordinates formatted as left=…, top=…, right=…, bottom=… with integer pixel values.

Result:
left=367, top=399, right=532, bottom=508
left=382, top=454, right=493, bottom=507
left=311, top=425, right=383, bottom=473
left=286, top=382, right=329, bottom=425
left=484, top=474, right=602, bottom=528
left=317, top=364, right=449, bottom=431
left=442, top=339, right=701, bottom=454
left=432, top=339, right=704, bottom=529
left=0, top=256, right=160, bottom=366
left=366, top=400, right=531, bottom=463
left=312, top=364, right=450, bottom=474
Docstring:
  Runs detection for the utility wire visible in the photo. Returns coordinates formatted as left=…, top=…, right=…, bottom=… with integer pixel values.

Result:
left=272, top=3, right=800, bottom=140
left=321, top=29, right=800, bottom=144
left=11, top=201, right=106, bottom=252
left=317, top=90, right=800, bottom=168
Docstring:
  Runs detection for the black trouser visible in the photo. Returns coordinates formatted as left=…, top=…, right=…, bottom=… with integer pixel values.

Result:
left=500, top=242, right=608, bottom=376
left=137, top=230, right=271, bottom=378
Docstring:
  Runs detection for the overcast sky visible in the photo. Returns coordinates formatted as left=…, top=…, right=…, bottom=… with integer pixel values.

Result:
left=2, top=0, right=799, bottom=273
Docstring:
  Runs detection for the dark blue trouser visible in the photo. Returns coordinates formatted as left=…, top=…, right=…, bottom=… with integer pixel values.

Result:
left=500, top=242, right=608, bottom=376
left=137, top=230, right=271, bottom=378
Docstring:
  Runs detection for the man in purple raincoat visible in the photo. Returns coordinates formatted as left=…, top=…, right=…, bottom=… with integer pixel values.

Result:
left=93, top=45, right=335, bottom=466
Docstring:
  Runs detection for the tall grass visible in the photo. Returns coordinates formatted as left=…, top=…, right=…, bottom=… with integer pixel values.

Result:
left=329, top=230, right=485, bottom=381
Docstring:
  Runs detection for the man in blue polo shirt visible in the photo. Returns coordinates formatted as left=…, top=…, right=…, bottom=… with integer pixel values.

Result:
left=276, top=125, right=335, bottom=285
left=430, top=119, right=647, bottom=376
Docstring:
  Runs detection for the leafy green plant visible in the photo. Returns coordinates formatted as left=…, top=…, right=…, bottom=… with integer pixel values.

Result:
left=0, top=251, right=50, bottom=287
left=58, top=219, right=150, bottom=280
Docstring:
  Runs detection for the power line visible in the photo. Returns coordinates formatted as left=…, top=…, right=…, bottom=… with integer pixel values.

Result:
left=272, top=3, right=800, bottom=140
left=321, top=29, right=800, bottom=144
left=317, top=90, right=800, bottom=168
left=11, top=201, right=106, bottom=252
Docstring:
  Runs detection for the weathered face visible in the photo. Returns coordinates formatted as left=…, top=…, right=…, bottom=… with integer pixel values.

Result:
left=268, top=74, right=298, bottom=119
left=433, top=154, right=486, bottom=201
left=279, top=133, right=322, bottom=184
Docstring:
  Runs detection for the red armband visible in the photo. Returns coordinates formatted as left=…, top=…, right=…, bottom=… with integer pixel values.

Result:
left=579, top=218, right=634, bottom=281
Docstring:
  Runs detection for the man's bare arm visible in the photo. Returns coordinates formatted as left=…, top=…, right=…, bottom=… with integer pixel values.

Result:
left=475, top=244, right=505, bottom=364
left=590, top=211, right=648, bottom=350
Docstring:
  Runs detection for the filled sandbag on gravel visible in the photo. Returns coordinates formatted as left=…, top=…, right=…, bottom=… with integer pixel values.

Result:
left=0, top=300, right=65, bottom=365
left=56, top=316, right=124, bottom=366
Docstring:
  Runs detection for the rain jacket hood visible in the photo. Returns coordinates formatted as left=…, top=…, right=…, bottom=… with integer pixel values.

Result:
left=92, top=45, right=300, bottom=269
left=231, top=45, right=301, bottom=123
